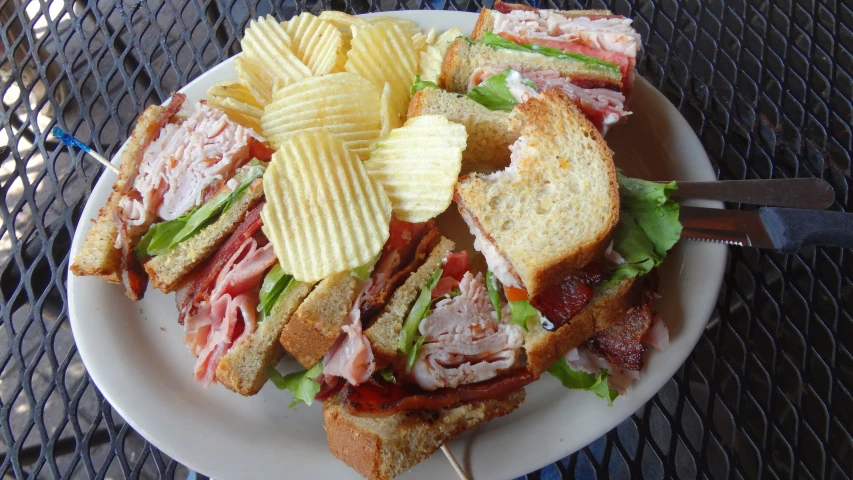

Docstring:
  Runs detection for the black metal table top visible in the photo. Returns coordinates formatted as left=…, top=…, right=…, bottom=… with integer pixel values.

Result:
left=1, top=0, right=850, bottom=478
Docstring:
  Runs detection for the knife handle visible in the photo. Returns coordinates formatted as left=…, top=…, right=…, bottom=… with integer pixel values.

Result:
left=759, top=207, right=853, bottom=253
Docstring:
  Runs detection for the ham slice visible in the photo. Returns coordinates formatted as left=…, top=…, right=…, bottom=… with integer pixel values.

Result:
left=180, top=208, right=277, bottom=387
left=117, top=102, right=267, bottom=231
left=470, top=64, right=630, bottom=134
left=323, top=278, right=377, bottom=385
left=410, top=272, right=525, bottom=390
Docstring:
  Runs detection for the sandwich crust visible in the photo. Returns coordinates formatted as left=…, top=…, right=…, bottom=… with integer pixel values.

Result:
left=456, top=89, right=619, bottom=299
left=323, top=388, right=525, bottom=480
left=216, top=280, right=316, bottom=396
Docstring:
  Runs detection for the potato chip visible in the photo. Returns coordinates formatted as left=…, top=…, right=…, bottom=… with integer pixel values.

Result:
left=418, top=45, right=443, bottom=83
left=433, top=27, right=463, bottom=49
left=262, top=131, right=391, bottom=282
left=366, top=16, right=422, bottom=38
left=345, top=23, right=417, bottom=132
left=379, top=82, right=401, bottom=138
left=283, top=12, right=344, bottom=75
left=206, top=82, right=264, bottom=131
left=364, top=115, right=467, bottom=223
left=318, top=11, right=367, bottom=30
left=239, top=15, right=311, bottom=104
left=425, top=28, right=437, bottom=45
left=261, top=72, right=382, bottom=159
left=411, top=32, right=428, bottom=52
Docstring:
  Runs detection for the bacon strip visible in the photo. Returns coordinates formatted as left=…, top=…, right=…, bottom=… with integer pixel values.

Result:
left=341, top=370, right=535, bottom=416
left=584, top=280, right=655, bottom=370
left=530, top=260, right=610, bottom=330
left=176, top=202, right=264, bottom=323
left=359, top=221, right=439, bottom=322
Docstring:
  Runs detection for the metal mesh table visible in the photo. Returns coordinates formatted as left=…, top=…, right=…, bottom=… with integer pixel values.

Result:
left=1, top=0, right=851, bottom=478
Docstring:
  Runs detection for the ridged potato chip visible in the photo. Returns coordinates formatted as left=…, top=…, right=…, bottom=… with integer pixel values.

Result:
left=206, top=82, right=264, bottom=131
left=318, top=11, right=367, bottom=30
left=379, top=82, right=401, bottom=138
left=433, top=27, right=462, bottom=49
left=284, top=12, right=344, bottom=75
left=364, top=115, right=467, bottom=223
left=262, top=131, right=391, bottom=282
left=412, top=32, right=428, bottom=52
left=239, top=15, right=311, bottom=104
left=418, top=45, right=443, bottom=83
left=345, top=23, right=417, bottom=133
left=366, top=16, right=422, bottom=38
left=261, top=72, right=382, bottom=159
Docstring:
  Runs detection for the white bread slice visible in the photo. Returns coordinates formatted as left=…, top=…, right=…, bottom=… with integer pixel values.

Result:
left=408, top=88, right=516, bottom=172
left=143, top=180, right=265, bottom=293
left=456, top=89, right=619, bottom=298
left=438, top=39, right=623, bottom=95
left=70, top=98, right=183, bottom=286
left=471, top=2, right=612, bottom=41
left=279, top=271, right=358, bottom=369
left=216, top=279, right=316, bottom=396
left=323, top=388, right=525, bottom=480
left=364, top=237, right=455, bottom=370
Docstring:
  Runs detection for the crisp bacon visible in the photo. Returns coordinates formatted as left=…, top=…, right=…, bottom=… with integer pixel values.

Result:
left=584, top=281, right=655, bottom=370
left=176, top=202, right=264, bottom=323
left=359, top=221, right=439, bottom=322
left=341, top=370, right=535, bottom=416
left=530, top=260, right=610, bottom=330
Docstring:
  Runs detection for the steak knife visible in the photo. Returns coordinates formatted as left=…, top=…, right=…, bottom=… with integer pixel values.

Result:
left=680, top=206, right=853, bottom=252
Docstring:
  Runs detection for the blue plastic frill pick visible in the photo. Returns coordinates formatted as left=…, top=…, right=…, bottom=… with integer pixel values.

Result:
left=52, top=126, right=119, bottom=174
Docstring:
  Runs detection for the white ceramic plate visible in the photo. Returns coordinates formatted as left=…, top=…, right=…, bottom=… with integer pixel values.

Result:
left=68, top=11, right=726, bottom=480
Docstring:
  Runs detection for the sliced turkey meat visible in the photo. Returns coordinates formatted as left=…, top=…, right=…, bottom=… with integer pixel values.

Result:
left=117, top=102, right=266, bottom=232
left=411, top=272, right=525, bottom=390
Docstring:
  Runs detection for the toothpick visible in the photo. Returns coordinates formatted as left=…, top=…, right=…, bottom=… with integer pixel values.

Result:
left=52, top=126, right=120, bottom=174
left=441, top=444, right=471, bottom=480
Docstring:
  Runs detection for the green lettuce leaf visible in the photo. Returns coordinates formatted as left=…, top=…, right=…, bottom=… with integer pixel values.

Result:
left=410, top=75, right=439, bottom=95
left=603, top=171, right=682, bottom=286
left=476, top=32, right=620, bottom=76
left=398, top=266, right=443, bottom=370
left=465, top=68, right=525, bottom=112
left=135, top=162, right=266, bottom=257
left=509, top=299, right=537, bottom=331
left=485, top=271, right=502, bottom=322
left=268, top=362, right=323, bottom=408
left=547, top=358, right=618, bottom=406
left=379, top=367, right=396, bottom=383
left=257, top=264, right=295, bottom=322
left=350, top=252, right=381, bottom=280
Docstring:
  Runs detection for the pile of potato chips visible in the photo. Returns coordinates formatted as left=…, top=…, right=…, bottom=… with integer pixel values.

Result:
left=205, top=12, right=467, bottom=281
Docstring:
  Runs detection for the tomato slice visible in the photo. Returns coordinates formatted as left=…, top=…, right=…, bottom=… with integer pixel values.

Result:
left=442, top=251, right=470, bottom=281
left=504, top=285, right=528, bottom=302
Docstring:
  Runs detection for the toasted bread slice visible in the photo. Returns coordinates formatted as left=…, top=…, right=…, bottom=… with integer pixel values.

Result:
left=408, top=88, right=516, bottom=172
left=216, top=279, right=316, bottom=396
left=323, top=388, right=525, bottom=480
left=364, top=237, right=455, bottom=370
left=71, top=97, right=184, bottom=287
left=438, top=39, right=622, bottom=94
left=471, top=2, right=612, bottom=40
left=280, top=271, right=359, bottom=369
left=455, top=89, right=619, bottom=298
left=143, top=180, right=265, bottom=293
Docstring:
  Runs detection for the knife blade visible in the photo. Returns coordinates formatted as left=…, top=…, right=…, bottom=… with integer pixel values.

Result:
left=680, top=206, right=853, bottom=252
left=669, top=178, right=834, bottom=209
